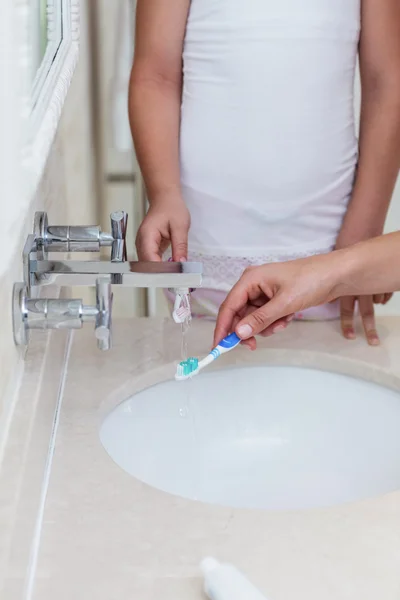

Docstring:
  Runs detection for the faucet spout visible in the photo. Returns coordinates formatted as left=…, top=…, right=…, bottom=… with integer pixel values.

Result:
left=29, top=258, right=203, bottom=288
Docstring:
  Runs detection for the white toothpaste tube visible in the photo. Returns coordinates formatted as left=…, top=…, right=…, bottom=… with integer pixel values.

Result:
left=201, top=557, right=269, bottom=600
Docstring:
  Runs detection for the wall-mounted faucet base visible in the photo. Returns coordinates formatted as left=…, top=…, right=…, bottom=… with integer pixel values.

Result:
left=13, top=211, right=202, bottom=351
left=12, top=279, right=113, bottom=350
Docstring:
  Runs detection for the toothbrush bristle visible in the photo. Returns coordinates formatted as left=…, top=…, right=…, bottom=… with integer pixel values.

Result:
left=175, top=357, right=199, bottom=380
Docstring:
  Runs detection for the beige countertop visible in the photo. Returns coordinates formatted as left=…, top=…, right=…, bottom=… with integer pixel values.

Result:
left=1, top=317, right=400, bottom=600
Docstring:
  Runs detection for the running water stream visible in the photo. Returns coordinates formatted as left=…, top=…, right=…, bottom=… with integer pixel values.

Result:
left=178, top=296, right=192, bottom=418
left=178, top=294, right=200, bottom=499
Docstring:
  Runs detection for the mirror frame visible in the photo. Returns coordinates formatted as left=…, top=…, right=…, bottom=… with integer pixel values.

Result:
left=22, top=0, right=80, bottom=191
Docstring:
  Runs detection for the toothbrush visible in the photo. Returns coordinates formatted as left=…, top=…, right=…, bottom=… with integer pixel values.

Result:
left=175, top=333, right=241, bottom=381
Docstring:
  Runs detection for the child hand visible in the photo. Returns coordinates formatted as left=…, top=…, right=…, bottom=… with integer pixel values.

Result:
left=335, top=230, right=392, bottom=346
left=339, top=293, right=392, bottom=346
left=136, top=197, right=190, bottom=261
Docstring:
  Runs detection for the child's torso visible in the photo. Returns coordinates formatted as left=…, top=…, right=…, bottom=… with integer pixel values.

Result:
left=180, top=0, right=361, bottom=267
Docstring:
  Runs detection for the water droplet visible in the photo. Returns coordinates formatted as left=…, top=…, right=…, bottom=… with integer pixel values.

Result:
left=179, top=406, right=189, bottom=418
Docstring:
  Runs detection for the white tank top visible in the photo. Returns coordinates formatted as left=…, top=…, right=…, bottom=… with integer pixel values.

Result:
left=180, top=0, right=361, bottom=290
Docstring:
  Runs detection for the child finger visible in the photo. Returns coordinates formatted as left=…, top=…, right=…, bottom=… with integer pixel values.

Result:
left=340, top=296, right=356, bottom=340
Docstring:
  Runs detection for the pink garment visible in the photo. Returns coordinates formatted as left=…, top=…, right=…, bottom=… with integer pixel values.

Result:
left=165, top=288, right=339, bottom=321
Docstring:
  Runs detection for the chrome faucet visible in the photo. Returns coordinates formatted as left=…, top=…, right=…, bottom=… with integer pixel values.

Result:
left=12, top=211, right=202, bottom=351
left=13, top=277, right=114, bottom=350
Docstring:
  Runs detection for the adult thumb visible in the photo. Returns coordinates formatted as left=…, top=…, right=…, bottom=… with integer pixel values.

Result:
left=171, top=224, right=189, bottom=262
left=236, top=298, right=284, bottom=339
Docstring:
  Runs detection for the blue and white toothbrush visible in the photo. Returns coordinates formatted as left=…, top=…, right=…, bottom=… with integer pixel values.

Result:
left=175, top=333, right=241, bottom=381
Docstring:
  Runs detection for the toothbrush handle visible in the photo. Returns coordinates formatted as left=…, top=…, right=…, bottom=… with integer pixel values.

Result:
left=198, top=333, right=241, bottom=372
left=215, top=333, right=241, bottom=355
left=202, top=334, right=240, bottom=363
left=199, top=353, right=215, bottom=370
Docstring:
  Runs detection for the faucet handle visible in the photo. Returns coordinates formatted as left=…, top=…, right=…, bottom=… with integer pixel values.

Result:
left=110, top=211, right=128, bottom=264
left=12, top=281, right=113, bottom=352
left=31, top=211, right=129, bottom=253
left=110, top=211, right=128, bottom=240
left=95, top=277, right=113, bottom=351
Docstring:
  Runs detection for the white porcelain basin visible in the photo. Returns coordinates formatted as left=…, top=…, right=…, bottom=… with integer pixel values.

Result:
left=100, top=366, right=400, bottom=510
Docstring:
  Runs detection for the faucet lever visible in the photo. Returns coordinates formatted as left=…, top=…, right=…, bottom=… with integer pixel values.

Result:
left=12, top=278, right=114, bottom=352
left=32, top=211, right=128, bottom=253
left=110, top=211, right=128, bottom=266
left=110, top=211, right=128, bottom=240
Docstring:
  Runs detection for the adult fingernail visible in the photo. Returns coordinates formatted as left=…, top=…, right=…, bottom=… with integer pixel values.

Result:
left=272, top=323, right=287, bottom=333
left=237, top=324, right=253, bottom=339
left=179, top=257, right=187, bottom=262
left=369, top=336, right=380, bottom=346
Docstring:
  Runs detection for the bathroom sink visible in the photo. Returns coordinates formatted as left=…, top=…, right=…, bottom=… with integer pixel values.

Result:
left=100, top=366, right=400, bottom=510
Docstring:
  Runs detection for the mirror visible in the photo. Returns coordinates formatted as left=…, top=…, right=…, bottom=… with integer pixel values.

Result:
left=31, top=0, right=48, bottom=80
left=23, top=0, right=80, bottom=188
left=31, top=0, right=63, bottom=109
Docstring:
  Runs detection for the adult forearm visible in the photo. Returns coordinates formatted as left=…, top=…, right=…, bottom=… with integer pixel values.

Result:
left=129, top=68, right=182, bottom=205
left=333, top=232, right=400, bottom=298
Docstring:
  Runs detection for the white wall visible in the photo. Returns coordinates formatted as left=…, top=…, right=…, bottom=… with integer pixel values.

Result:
left=93, top=0, right=146, bottom=317
left=0, top=2, right=27, bottom=280
left=0, top=0, right=31, bottom=425
left=60, top=0, right=97, bottom=227
left=0, top=0, right=96, bottom=432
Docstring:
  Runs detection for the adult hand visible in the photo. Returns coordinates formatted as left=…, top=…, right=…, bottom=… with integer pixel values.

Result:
left=213, top=255, right=340, bottom=350
left=136, top=196, right=190, bottom=261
